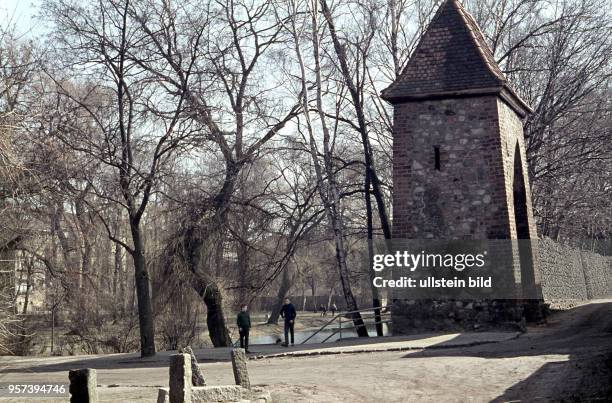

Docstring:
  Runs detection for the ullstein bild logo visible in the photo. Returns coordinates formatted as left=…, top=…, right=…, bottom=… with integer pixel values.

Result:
left=373, top=275, right=493, bottom=289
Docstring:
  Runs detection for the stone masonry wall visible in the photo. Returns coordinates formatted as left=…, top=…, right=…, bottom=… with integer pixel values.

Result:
left=390, top=238, right=611, bottom=334
left=538, top=238, right=611, bottom=308
left=391, top=96, right=541, bottom=293
left=581, top=251, right=612, bottom=298
left=392, top=96, right=512, bottom=240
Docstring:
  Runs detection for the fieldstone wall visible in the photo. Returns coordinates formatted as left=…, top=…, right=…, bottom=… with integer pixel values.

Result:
left=391, top=96, right=541, bottom=295
left=392, top=97, right=537, bottom=241
left=391, top=299, right=526, bottom=334
left=393, top=96, right=509, bottom=240
left=391, top=238, right=611, bottom=334
left=539, top=238, right=612, bottom=308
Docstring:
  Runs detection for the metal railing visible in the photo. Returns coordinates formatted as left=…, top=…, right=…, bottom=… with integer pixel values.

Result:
left=300, top=306, right=391, bottom=345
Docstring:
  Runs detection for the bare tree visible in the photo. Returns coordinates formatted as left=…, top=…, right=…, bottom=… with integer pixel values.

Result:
left=43, top=0, right=196, bottom=356
left=123, top=0, right=302, bottom=346
left=468, top=0, right=612, bottom=238
left=276, top=0, right=371, bottom=336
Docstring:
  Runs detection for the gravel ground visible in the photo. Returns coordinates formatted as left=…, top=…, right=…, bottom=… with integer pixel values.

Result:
left=1, top=299, right=611, bottom=402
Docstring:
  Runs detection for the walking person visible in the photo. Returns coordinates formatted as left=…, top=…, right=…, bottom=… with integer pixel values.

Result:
left=236, top=304, right=251, bottom=353
left=280, top=297, right=297, bottom=347
left=319, top=304, right=327, bottom=317
left=330, top=303, right=337, bottom=316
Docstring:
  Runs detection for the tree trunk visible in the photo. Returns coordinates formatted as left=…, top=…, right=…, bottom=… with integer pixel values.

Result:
left=331, top=212, right=368, bottom=337
left=113, top=241, right=121, bottom=297
left=214, top=237, right=225, bottom=277
left=74, top=189, right=92, bottom=290
left=204, top=285, right=231, bottom=347
left=320, top=0, right=392, bottom=241
left=326, top=288, right=334, bottom=311
left=52, top=203, right=75, bottom=288
left=112, top=214, right=125, bottom=308
left=129, top=221, right=156, bottom=357
left=365, top=172, right=384, bottom=336
left=112, top=241, right=122, bottom=319
left=268, top=266, right=291, bottom=324
left=185, top=160, right=240, bottom=346
left=21, top=259, right=33, bottom=315
left=310, top=278, right=317, bottom=311
left=292, top=3, right=368, bottom=337
left=190, top=274, right=232, bottom=346
left=182, top=222, right=233, bottom=347
left=237, top=239, right=249, bottom=305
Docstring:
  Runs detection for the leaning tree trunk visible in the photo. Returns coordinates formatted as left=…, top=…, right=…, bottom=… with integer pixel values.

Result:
left=183, top=224, right=232, bottom=347
left=293, top=4, right=368, bottom=337
left=321, top=0, right=389, bottom=335
left=330, top=211, right=369, bottom=337
left=267, top=266, right=291, bottom=324
left=191, top=276, right=232, bottom=347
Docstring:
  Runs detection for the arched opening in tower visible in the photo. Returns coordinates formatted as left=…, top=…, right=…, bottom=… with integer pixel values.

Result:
left=513, top=143, right=530, bottom=240
left=513, top=142, right=536, bottom=301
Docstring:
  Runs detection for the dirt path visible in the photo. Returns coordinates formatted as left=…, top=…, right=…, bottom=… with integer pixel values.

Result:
left=1, top=300, right=611, bottom=402
left=262, top=300, right=612, bottom=402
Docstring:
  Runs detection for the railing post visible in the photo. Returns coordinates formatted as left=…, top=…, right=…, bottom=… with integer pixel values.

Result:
left=302, top=306, right=389, bottom=345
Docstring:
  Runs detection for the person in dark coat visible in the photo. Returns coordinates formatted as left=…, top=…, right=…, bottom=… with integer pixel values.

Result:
left=236, top=304, right=251, bottom=353
left=319, top=304, right=327, bottom=317
left=280, top=297, right=297, bottom=346
left=330, top=303, right=337, bottom=316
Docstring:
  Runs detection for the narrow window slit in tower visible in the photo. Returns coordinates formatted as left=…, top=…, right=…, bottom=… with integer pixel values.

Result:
left=434, top=146, right=441, bottom=170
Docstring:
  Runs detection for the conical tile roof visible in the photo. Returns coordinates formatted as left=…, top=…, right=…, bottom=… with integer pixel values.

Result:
left=382, top=0, right=531, bottom=115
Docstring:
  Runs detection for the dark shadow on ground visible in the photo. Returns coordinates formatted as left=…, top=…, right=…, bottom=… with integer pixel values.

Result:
left=401, top=301, right=612, bottom=402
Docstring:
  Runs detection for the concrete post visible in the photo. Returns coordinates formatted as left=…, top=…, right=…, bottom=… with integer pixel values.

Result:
left=169, top=353, right=192, bottom=403
left=179, top=346, right=206, bottom=386
left=230, top=348, right=250, bottom=389
left=68, top=368, right=98, bottom=403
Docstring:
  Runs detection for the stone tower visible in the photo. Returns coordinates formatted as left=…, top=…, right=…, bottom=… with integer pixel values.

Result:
left=383, top=0, right=538, bottom=242
left=382, top=0, right=542, bottom=328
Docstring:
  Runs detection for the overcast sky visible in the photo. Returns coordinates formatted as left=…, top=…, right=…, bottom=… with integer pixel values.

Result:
left=1, top=0, right=42, bottom=38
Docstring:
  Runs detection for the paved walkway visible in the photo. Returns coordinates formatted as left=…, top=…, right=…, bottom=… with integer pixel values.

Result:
left=248, top=331, right=519, bottom=359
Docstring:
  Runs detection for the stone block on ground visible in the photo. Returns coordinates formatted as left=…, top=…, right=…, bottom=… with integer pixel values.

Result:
left=231, top=349, right=250, bottom=389
left=191, top=385, right=245, bottom=402
left=169, top=353, right=192, bottom=403
left=68, top=368, right=98, bottom=403
left=248, top=386, right=273, bottom=403
left=179, top=346, right=206, bottom=386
